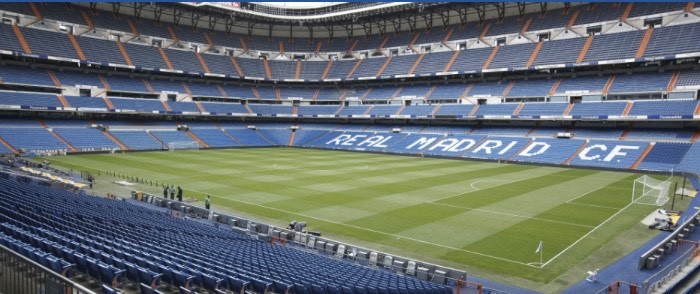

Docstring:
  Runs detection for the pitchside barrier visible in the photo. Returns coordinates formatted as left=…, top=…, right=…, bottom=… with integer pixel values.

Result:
left=0, top=244, right=95, bottom=294
left=641, top=239, right=699, bottom=294
left=593, top=281, right=640, bottom=294
left=638, top=209, right=700, bottom=270
left=137, top=192, right=510, bottom=294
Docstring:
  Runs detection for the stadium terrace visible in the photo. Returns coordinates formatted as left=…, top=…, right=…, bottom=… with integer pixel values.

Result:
left=0, top=1, right=699, bottom=294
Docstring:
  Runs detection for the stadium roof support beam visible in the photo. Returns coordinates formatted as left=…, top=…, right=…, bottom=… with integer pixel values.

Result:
left=133, top=3, right=145, bottom=20
left=407, top=15, right=417, bottom=32
left=207, top=15, right=219, bottom=31
left=438, top=11, right=450, bottom=27
left=457, top=7, right=469, bottom=25
left=475, top=5, right=486, bottom=23
left=422, top=13, right=433, bottom=31
left=172, top=8, right=183, bottom=26
left=390, top=19, right=401, bottom=34
left=111, top=2, right=121, bottom=17
left=224, top=18, right=235, bottom=34
left=493, top=3, right=506, bottom=20
left=191, top=13, right=200, bottom=29
left=153, top=6, right=164, bottom=23
left=517, top=2, right=527, bottom=18
left=539, top=2, right=548, bottom=15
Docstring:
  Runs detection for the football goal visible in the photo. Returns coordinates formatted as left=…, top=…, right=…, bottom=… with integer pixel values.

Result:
left=168, top=141, right=200, bottom=151
left=632, top=175, right=671, bottom=206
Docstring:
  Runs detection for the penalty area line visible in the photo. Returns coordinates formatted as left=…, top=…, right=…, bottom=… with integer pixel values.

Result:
left=58, top=159, right=541, bottom=268
left=186, top=187, right=541, bottom=268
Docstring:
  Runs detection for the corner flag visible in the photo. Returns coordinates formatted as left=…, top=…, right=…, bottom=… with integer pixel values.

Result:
left=535, top=241, right=543, bottom=253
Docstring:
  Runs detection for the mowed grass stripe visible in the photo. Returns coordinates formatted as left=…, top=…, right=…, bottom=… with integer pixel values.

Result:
left=435, top=169, right=598, bottom=208
left=456, top=175, right=638, bottom=265
left=268, top=164, right=535, bottom=214
left=568, top=175, right=638, bottom=209
left=43, top=148, right=662, bottom=285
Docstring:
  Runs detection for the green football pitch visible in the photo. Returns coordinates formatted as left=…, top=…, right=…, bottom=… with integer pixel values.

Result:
left=42, top=148, right=687, bottom=291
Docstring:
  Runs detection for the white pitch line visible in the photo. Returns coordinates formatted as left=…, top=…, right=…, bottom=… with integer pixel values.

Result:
left=429, top=202, right=595, bottom=229
left=469, top=179, right=514, bottom=191
left=540, top=201, right=635, bottom=268
left=54, top=159, right=539, bottom=267
left=185, top=188, right=541, bottom=268
left=564, top=202, right=620, bottom=210
left=539, top=177, right=643, bottom=268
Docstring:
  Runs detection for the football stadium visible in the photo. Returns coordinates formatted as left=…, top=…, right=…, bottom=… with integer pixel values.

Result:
left=0, top=1, right=699, bottom=294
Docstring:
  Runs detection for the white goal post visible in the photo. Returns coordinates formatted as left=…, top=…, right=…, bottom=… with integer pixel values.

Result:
left=167, top=141, right=200, bottom=151
left=632, top=175, right=671, bottom=206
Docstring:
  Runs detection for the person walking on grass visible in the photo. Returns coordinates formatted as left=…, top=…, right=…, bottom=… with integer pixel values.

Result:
left=205, top=195, right=211, bottom=210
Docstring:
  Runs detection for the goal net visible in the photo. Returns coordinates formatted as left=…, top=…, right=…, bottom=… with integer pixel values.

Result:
left=167, top=141, right=200, bottom=151
left=632, top=175, right=671, bottom=206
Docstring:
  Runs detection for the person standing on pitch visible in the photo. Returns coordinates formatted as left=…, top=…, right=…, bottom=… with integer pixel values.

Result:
left=163, top=186, right=168, bottom=199
left=205, top=195, right=211, bottom=210
left=177, top=186, right=183, bottom=202
left=169, top=185, right=175, bottom=200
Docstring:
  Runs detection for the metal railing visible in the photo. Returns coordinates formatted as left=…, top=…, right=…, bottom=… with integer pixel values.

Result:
left=642, top=240, right=699, bottom=294
left=145, top=192, right=514, bottom=294
left=638, top=209, right=700, bottom=269
left=0, top=244, right=96, bottom=294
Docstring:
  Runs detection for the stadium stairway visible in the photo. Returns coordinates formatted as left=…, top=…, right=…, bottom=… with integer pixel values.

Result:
left=35, top=118, right=77, bottom=152
left=67, top=34, right=87, bottom=60
left=160, top=100, right=172, bottom=112
left=692, top=130, right=700, bottom=143
left=636, top=27, right=654, bottom=58
left=11, top=24, right=32, bottom=54
left=526, top=41, right=543, bottom=67
left=101, top=97, right=115, bottom=110
left=0, top=136, right=19, bottom=155
left=576, top=34, right=594, bottom=63
left=287, top=131, right=295, bottom=147
left=549, top=79, right=562, bottom=96
left=46, top=70, right=62, bottom=88
left=562, top=141, right=587, bottom=165
left=620, top=3, right=634, bottom=22
left=80, top=11, right=94, bottom=30
left=102, top=130, right=130, bottom=151
left=294, top=60, right=301, bottom=80
left=346, top=59, right=363, bottom=79
left=623, top=101, right=634, bottom=116
left=115, top=41, right=133, bottom=66
left=28, top=2, right=43, bottom=20
left=630, top=142, right=654, bottom=169
left=157, top=47, right=174, bottom=70
left=347, top=39, right=358, bottom=52
left=408, top=53, right=426, bottom=75
left=166, top=26, right=179, bottom=47
left=185, top=130, right=209, bottom=148
left=127, top=19, right=139, bottom=37
left=228, top=56, right=245, bottom=77
left=194, top=101, right=207, bottom=113
left=215, top=85, right=227, bottom=97
left=320, top=60, right=333, bottom=80
left=443, top=51, right=460, bottom=72
left=262, top=58, right=272, bottom=79
left=375, top=56, right=393, bottom=77
left=482, top=46, right=499, bottom=69
left=237, top=36, right=248, bottom=52
left=194, top=53, right=210, bottom=73
left=567, top=10, right=580, bottom=30
left=56, top=95, right=70, bottom=108
left=602, top=75, right=616, bottom=95
left=146, top=131, right=166, bottom=148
